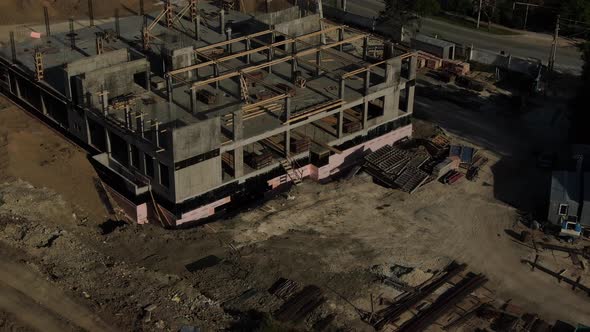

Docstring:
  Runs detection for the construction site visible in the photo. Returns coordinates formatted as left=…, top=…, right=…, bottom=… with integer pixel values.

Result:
left=0, top=0, right=589, bottom=331
left=0, top=0, right=415, bottom=227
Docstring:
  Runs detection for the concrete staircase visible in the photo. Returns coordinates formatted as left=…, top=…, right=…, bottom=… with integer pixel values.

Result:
left=280, top=159, right=303, bottom=186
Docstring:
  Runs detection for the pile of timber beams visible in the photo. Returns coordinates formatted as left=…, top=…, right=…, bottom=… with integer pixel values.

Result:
left=275, top=285, right=326, bottom=323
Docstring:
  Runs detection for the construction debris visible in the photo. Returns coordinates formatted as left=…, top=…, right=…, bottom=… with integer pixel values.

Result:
left=268, top=278, right=300, bottom=300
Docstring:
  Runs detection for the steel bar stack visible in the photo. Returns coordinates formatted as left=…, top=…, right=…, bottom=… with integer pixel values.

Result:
left=364, top=146, right=430, bottom=192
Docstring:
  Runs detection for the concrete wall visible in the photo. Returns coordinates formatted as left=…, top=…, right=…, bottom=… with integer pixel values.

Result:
left=66, top=49, right=130, bottom=77
left=174, top=156, right=222, bottom=202
left=468, top=48, right=541, bottom=76
left=411, top=38, right=453, bottom=59
left=165, top=46, right=194, bottom=79
left=274, top=14, right=321, bottom=39
left=172, top=117, right=221, bottom=162
left=82, top=58, right=149, bottom=105
left=255, top=6, right=301, bottom=25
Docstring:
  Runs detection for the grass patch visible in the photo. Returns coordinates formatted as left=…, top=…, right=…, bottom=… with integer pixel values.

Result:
left=431, top=14, right=522, bottom=36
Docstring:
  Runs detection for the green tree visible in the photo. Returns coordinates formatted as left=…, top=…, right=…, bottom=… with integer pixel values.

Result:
left=379, top=0, right=416, bottom=24
left=414, top=0, right=441, bottom=16
left=446, top=0, right=473, bottom=16
left=570, top=42, right=590, bottom=143
left=561, top=0, right=590, bottom=24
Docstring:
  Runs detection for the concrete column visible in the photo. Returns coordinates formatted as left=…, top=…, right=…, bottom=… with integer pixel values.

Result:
left=364, top=69, right=371, bottom=95
left=166, top=75, right=173, bottom=103
left=14, top=78, right=21, bottom=98
left=362, top=100, right=368, bottom=128
left=226, top=27, right=232, bottom=53
left=40, top=93, right=48, bottom=115
left=285, top=130, right=291, bottom=157
left=190, top=88, right=198, bottom=113
left=338, top=27, right=344, bottom=52
left=338, top=77, right=346, bottom=100
left=405, top=54, right=417, bottom=114
left=105, top=129, right=112, bottom=154
left=213, top=64, right=220, bottom=91
left=284, top=96, right=291, bottom=122
left=219, top=9, right=225, bottom=34
left=245, top=38, right=251, bottom=64
left=362, top=36, right=369, bottom=61
left=234, top=147, right=244, bottom=177
left=124, top=104, right=131, bottom=129
left=137, top=113, right=145, bottom=138
left=154, top=121, right=160, bottom=147
left=384, top=58, right=401, bottom=119
left=405, top=82, right=415, bottom=114
left=337, top=110, right=344, bottom=138
left=145, top=68, right=151, bottom=92
left=282, top=88, right=291, bottom=159
left=315, top=52, right=322, bottom=76
left=232, top=110, right=244, bottom=177
left=268, top=33, right=276, bottom=74
left=342, top=0, right=347, bottom=12
left=195, top=15, right=201, bottom=40
left=127, top=143, right=133, bottom=167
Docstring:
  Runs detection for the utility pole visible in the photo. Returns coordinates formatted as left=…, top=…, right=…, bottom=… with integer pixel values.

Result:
left=512, top=2, right=542, bottom=31
left=548, top=15, right=559, bottom=72
left=476, top=0, right=483, bottom=29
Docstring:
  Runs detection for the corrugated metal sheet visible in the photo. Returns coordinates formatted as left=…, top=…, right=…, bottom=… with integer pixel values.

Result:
left=548, top=171, right=580, bottom=225
left=580, top=173, right=590, bottom=226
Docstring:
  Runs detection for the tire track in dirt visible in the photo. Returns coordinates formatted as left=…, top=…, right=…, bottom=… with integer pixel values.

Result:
left=0, top=257, right=116, bottom=332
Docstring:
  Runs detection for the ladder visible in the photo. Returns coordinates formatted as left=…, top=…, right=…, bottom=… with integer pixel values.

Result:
left=280, top=158, right=303, bottom=186
left=34, top=50, right=44, bottom=82
left=239, top=75, right=249, bottom=103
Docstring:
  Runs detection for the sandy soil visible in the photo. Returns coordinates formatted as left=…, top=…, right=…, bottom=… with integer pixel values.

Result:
left=0, top=68, right=588, bottom=331
left=0, top=1, right=161, bottom=25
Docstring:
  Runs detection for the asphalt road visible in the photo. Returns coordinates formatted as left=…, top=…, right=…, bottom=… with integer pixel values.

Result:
left=344, top=0, right=583, bottom=73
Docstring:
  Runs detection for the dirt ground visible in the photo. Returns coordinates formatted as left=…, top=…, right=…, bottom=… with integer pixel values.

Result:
left=0, top=0, right=161, bottom=25
left=0, top=67, right=589, bottom=331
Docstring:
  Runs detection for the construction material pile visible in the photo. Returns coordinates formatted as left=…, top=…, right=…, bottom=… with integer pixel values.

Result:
left=270, top=278, right=326, bottom=323
left=364, top=145, right=431, bottom=193
left=367, top=261, right=489, bottom=331
left=245, top=150, right=273, bottom=169
left=290, top=134, right=311, bottom=154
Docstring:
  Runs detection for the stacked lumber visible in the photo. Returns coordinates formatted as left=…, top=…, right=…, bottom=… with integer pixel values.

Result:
left=245, top=150, right=273, bottom=169
left=290, top=135, right=311, bottom=154
left=269, top=278, right=300, bottom=300
left=275, top=285, right=326, bottom=323
left=417, top=51, right=442, bottom=70
left=425, top=134, right=450, bottom=157
left=343, top=120, right=362, bottom=133
left=196, top=90, right=217, bottom=105
left=442, top=59, right=470, bottom=76
left=275, top=83, right=296, bottom=97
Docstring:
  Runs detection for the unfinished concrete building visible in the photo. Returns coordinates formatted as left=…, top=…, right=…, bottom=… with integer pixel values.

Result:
left=0, top=1, right=416, bottom=226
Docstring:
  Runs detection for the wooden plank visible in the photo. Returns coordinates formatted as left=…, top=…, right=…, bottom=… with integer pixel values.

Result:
left=284, top=100, right=344, bottom=124
left=190, top=35, right=367, bottom=89
left=195, top=29, right=273, bottom=53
